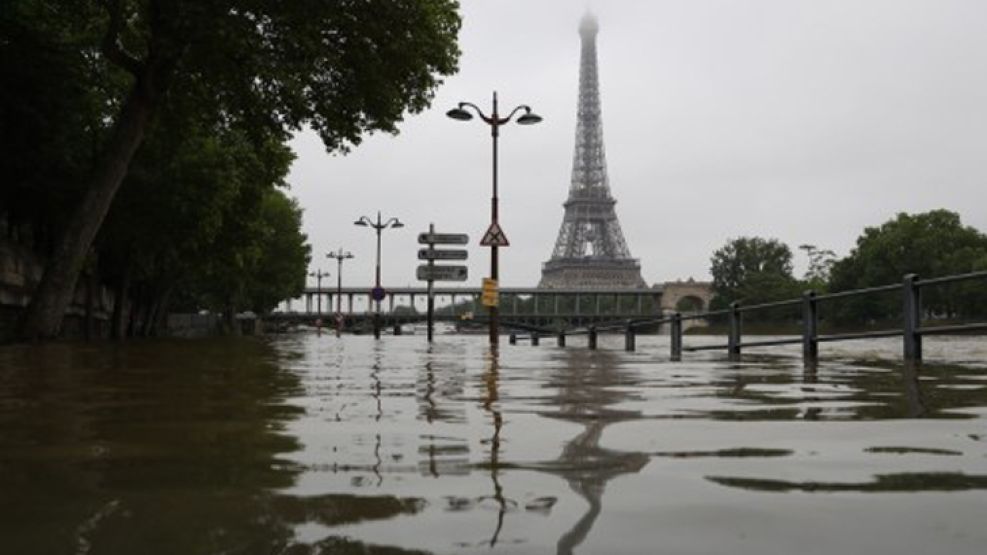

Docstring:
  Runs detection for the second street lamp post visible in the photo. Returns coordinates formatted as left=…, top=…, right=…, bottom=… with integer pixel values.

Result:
left=447, top=91, right=542, bottom=347
left=326, top=248, right=354, bottom=337
left=309, top=269, right=330, bottom=316
left=355, top=211, right=404, bottom=339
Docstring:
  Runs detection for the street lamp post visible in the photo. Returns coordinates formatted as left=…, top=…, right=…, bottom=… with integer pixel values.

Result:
left=326, top=249, right=354, bottom=337
left=355, top=211, right=404, bottom=339
left=308, top=269, right=330, bottom=316
left=447, top=91, right=542, bottom=346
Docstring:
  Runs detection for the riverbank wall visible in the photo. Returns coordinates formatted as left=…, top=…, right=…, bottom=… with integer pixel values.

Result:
left=0, top=236, right=114, bottom=343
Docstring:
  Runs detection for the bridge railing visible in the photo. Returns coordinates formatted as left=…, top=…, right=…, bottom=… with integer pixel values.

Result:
left=517, top=271, right=987, bottom=364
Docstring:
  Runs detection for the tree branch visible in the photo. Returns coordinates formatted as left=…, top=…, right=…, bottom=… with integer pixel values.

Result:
left=101, top=0, right=143, bottom=76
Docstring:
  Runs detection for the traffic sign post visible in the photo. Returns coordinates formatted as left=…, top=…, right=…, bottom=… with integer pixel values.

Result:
left=418, top=232, right=469, bottom=245
left=481, top=278, right=499, bottom=307
left=416, top=265, right=468, bottom=281
left=418, top=224, right=469, bottom=343
left=371, top=286, right=386, bottom=302
left=480, top=222, right=510, bottom=247
left=418, top=248, right=468, bottom=261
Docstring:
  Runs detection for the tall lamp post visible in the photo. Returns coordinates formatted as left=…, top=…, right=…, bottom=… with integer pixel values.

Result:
left=309, top=268, right=330, bottom=316
left=354, top=211, right=404, bottom=339
left=447, top=91, right=542, bottom=346
left=326, top=248, right=354, bottom=337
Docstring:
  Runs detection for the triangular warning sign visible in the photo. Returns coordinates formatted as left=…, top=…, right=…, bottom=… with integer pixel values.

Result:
left=480, top=222, right=510, bottom=247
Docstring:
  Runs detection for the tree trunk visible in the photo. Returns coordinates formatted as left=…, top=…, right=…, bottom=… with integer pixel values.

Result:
left=111, top=266, right=131, bottom=341
left=148, top=286, right=174, bottom=337
left=84, top=270, right=95, bottom=341
left=18, top=79, right=157, bottom=340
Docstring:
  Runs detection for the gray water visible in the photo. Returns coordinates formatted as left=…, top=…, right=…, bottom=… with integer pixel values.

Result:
left=1, top=333, right=986, bottom=554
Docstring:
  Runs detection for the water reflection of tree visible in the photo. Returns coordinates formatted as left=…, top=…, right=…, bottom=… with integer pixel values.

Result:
left=701, top=355, right=981, bottom=421
left=0, top=339, right=428, bottom=555
left=538, top=348, right=650, bottom=555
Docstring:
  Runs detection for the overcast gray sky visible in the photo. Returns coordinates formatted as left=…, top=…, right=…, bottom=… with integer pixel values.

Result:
left=287, top=0, right=987, bottom=290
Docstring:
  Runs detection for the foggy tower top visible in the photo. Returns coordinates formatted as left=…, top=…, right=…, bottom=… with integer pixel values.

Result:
left=579, top=11, right=599, bottom=38
left=539, top=12, right=646, bottom=289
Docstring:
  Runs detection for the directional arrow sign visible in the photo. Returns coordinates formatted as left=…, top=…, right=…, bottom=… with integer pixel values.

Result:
left=418, top=232, right=469, bottom=245
left=418, top=248, right=468, bottom=261
left=417, top=265, right=468, bottom=282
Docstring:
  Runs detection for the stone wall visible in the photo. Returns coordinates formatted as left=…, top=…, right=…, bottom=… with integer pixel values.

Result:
left=0, top=235, right=113, bottom=343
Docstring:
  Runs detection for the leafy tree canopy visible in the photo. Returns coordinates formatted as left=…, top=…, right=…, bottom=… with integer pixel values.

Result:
left=7, top=0, right=462, bottom=338
left=710, top=236, right=798, bottom=306
left=830, top=210, right=987, bottom=320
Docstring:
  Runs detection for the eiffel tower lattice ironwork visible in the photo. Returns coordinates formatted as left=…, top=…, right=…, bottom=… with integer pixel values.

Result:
left=539, top=12, right=646, bottom=289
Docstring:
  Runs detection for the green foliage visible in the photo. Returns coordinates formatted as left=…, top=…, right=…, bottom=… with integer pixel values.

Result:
left=0, top=0, right=115, bottom=240
left=830, top=210, right=987, bottom=322
left=710, top=237, right=800, bottom=318
left=3, top=0, right=462, bottom=336
left=798, top=244, right=836, bottom=292
left=115, top=0, right=463, bottom=152
left=243, top=192, right=310, bottom=313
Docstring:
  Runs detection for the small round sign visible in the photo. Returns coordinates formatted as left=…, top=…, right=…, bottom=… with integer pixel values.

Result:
left=371, top=286, right=386, bottom=302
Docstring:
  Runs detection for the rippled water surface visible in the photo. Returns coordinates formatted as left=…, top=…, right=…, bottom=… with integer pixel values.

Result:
left=1, top=333, right=986, bottom=554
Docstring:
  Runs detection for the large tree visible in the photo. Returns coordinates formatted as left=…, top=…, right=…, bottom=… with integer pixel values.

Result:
left=829, top=210, right=987, bottom=321
left=710, top=237, right=799, bottom=307
left=15, top=0, right=461, bottom=339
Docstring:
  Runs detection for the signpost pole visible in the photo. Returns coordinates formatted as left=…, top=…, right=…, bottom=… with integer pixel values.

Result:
left=427, top=224, right=435, bottom=343
left=416, top=228, right=469, bottom=344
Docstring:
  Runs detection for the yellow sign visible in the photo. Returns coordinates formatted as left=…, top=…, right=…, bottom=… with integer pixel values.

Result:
left=481, top=278, right=498, bottom=307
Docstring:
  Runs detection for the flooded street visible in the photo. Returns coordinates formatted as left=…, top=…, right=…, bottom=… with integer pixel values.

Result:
left=1, top=333, right=986, bottom=554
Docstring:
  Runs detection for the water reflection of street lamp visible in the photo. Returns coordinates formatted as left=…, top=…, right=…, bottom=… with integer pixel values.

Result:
left=326, top=248, right=354, bottom=337
left=447, top=92, right=542, bottom=346
left=354, top=211, right=404, bottom=339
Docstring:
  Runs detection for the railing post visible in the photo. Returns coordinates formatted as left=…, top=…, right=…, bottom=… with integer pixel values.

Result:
left=728, top=302, right=742, bottom=360
left=903, top=274, right=922, bottom=363
left=624, top=320, right=636, bottom=352
left=531, top=333, right=540, bottom=346
left=802, top=290, right=818, bottom=362
left=557, top=330, right=566, bottom=347
left=671, top=312, right=683, bottom=361
left=588, top=326, right=597, bottom=350
left=509, top=333, right=517, bottom=345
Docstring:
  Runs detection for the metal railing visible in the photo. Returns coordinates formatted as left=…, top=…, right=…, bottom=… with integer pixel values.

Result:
left=511, top=271, right=987, bottom=363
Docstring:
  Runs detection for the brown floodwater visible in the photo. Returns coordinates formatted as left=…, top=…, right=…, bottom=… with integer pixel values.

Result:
left=1, top=333, right=986, bottom=554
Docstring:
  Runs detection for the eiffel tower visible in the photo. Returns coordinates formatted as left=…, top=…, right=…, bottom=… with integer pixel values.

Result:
left=539, top=12, right=646, bottom=289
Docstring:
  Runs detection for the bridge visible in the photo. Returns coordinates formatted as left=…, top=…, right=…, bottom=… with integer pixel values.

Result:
left=270, top=286, right=688, bottom=332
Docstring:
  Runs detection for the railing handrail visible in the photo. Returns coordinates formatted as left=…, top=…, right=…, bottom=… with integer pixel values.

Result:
left=570, top=270, right=986, bottom=364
